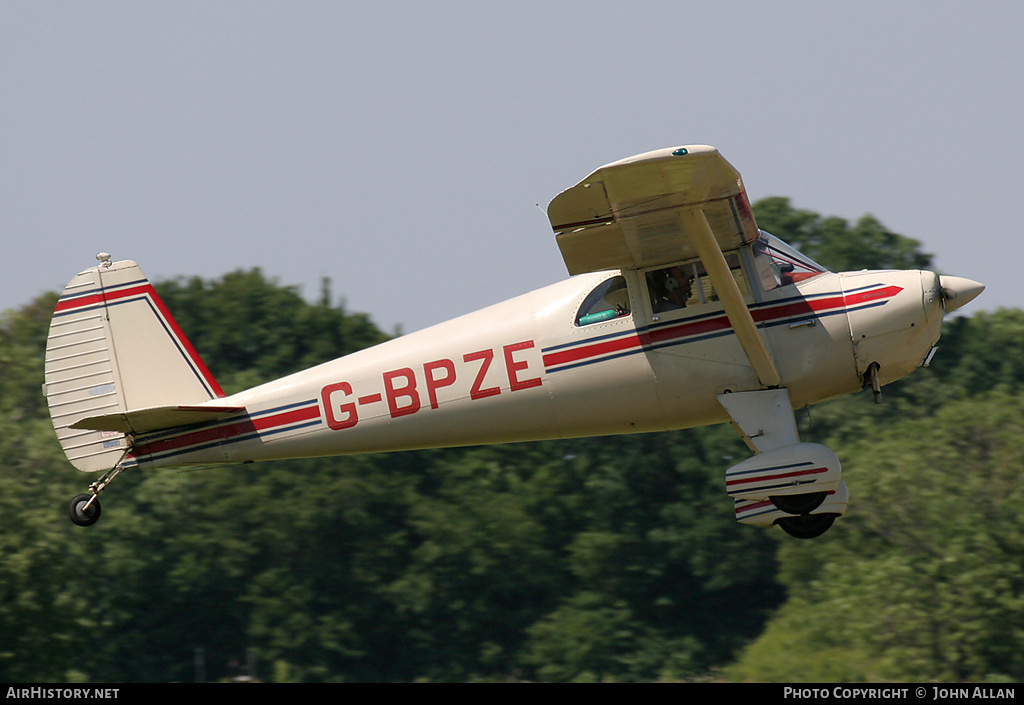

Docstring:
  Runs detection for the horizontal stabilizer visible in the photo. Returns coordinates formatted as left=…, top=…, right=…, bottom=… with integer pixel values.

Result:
left=70, top=405, right=245, bottom=435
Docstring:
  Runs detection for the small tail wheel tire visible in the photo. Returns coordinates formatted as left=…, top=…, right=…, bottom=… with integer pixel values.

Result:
left=69, top=493, right=101, bottom=527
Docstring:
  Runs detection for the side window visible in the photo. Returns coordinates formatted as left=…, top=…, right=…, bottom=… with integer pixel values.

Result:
left=748, top=241, right=780, bottom=293
left=721, top=254, right=751, bottom=299
left=646, top=264, right=699, bottom=313
left=576, top=276, right=631, bottom=326
left=645, top=257, right=751, bottom=315
left=756, top=232, right=827, bottom=286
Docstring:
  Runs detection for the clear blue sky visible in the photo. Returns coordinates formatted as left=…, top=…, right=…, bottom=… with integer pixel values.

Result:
left=3, top=1, right=1020, bottom=334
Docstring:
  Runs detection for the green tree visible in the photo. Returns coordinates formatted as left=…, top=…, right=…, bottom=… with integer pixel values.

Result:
left=924, top=309, right=1024, bottom=395
left=753, top=197, right=933, bottom=272
left=0, top=278, right=395, bottom=682
left=505, top=429, right=783, bottom=681
left=727, top=389, right=1024, bottom=682
left=2, top=208, right=997, bottom=682
left=156, top=269, right=388, bottom=394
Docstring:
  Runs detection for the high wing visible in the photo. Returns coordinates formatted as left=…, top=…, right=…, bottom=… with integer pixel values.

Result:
left=547, top=145, right=760, bottom=276
left=547, top=145, right=780, bottom=388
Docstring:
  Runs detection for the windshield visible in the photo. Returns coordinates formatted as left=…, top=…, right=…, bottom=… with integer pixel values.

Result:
left=755, top=231, right=828, bottom=285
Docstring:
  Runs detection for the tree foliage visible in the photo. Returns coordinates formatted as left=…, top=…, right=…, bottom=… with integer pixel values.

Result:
left=1, top=269, right=779, bottom=682
left=156, top=270, right=388, bottom=394
left=753, top=197, right=933, bottom=272
left=2, top=201, right=1020, bottom=682
left=727, top=390, right=1024, bottom=682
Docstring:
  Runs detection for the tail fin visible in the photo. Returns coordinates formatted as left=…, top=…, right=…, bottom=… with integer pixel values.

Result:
left=44, top=257, right=225, bottom=472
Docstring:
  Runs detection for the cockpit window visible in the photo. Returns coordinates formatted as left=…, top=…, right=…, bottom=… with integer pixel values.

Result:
left=647, top=263, right=699, bottom=312
left=576, top=276, right=630, bottom=326
left=755, top=231, right=828, bottom=286
left=645, top=256, right=750, bottom=314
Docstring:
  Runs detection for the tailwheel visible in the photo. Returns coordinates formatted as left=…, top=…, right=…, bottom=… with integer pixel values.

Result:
left=67, top=460, right=127, bottom=527
left=776, top=513, right=837, bottom=539
left=68, top=493, right=101, bottom=527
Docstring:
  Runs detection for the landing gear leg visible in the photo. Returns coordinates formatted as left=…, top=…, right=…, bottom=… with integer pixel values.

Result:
left=67, top=457, right=128, bottom=527
left=719, top=389, right=847, bottom=538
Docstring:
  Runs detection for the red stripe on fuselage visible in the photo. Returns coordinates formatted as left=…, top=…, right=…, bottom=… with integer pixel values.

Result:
left=542, top=332, right=644, bottom=368
left=130, top=404, right=321, bottom=460
left=543, top=285, right=904, bottom=370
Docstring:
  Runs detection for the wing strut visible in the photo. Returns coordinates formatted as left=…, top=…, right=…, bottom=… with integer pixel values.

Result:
left=683, top=210, right=781, bottom=388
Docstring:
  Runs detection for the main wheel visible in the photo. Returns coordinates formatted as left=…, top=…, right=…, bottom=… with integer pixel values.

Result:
left=776, top=513, right=836, bottom=539
left=68, top=493, right=101, bottom=527
left=770, top=491, right=827, bottom=515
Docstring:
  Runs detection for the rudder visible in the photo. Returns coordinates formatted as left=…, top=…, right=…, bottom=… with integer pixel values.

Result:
left=44, top=256, right=224, bottom=472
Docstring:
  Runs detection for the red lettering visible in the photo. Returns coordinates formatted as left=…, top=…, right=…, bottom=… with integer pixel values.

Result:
left=383, top=368, right=421, bottom=418
left=321, top=381, right=358, bottom=430
left=423, top=358, right=457, bottom=409
left=326, top=343, right=540, bottom=428
left=504, top=340, right=542, bottom=391
left=463, top=349, right=500, bottom=400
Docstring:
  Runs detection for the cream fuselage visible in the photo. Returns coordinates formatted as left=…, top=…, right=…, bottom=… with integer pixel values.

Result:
left=127, top=266, right=944, bottom=471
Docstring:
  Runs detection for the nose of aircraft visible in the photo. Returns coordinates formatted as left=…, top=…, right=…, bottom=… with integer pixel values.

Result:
left=939, top=275, right=986, bottom=313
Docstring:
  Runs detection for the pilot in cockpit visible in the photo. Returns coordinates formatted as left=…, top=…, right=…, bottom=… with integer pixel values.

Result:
left=648, top=266, right=694, bottom=313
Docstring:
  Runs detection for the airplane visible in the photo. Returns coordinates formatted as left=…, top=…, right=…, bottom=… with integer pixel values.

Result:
left=44, top=145, right=984, bottom=538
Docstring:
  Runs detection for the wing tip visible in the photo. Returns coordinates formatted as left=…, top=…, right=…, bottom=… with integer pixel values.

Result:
left=602, top=144, right=719, bottom=169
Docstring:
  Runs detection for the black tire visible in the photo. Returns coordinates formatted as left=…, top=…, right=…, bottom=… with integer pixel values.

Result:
left=68, top=493, right=101, bottom=527
left=776, top=513, right=836, bottom=539
left=770, top=491, right=827, bottom=515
